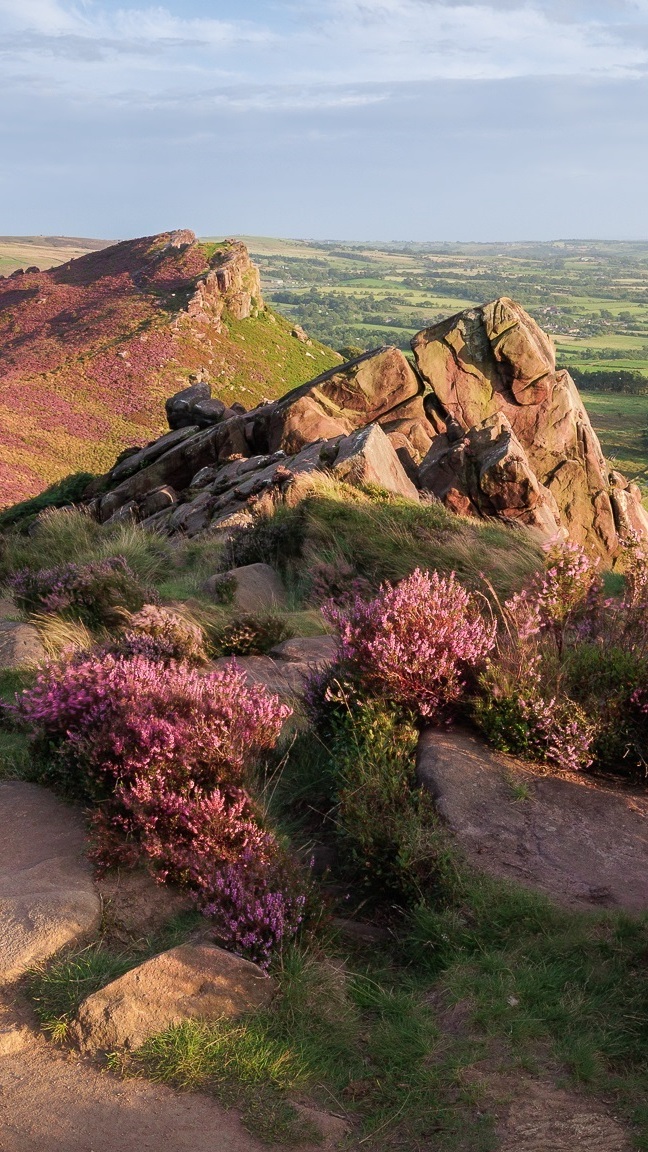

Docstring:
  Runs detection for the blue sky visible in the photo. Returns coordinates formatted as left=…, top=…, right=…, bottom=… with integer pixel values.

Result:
left=1, top=0, right=647, bottom=240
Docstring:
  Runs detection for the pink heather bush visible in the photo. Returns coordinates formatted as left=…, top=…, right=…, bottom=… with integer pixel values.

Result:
left=17, top=651, right=305, bottom=964
left=504, top=541, right=602, bottom=656
left=325, top=567, right=496, bottom=718
left=10, top=557, right=153, bottom=629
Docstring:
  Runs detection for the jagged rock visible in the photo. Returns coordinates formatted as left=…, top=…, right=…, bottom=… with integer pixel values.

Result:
left=263, top=346, right=421, bottom=455
left=419, top=413, right=563, bottom=540
left=203, top=562, right=286, bottom=613
left=0, top=782, right=100, bottom=983
left=72, top=944, right=275, bottom=1054
left=97, top=425, right=223, bottom=521
left=332, top=423, right=420, bottom=501
left=378, top=393, right=436, bottom=462
left=412, top=298, right=648, bottom=558
left=0, top=622, right=46, bottom=669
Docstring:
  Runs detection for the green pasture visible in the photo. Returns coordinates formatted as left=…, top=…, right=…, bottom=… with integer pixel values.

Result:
left=581, top=391, right=648, bottom=481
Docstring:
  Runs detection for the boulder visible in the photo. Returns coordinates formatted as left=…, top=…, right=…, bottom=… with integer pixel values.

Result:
left=0, top=621, right=46, bottom=669
left=264, top=346, right=421, bottom=455
left=141, top=485, right=177, bottom=517
left=97, top=425, right=224, bottom=521
left=165, top=382, right=211, bottom=430
left=417, top=728, right=648, bottom=912
left=0, top=782, right=100, bottom=983
left=109, top=427, right=198, bottom=485
left=270, top=635, right=338, bottom=665
left=72, top=943, right=275, bottom=1054
left=203, top=563, right=286, bottom=613
left=332, top=423, right=420, bottom=501
left=412, top=297, right=646, bottom=559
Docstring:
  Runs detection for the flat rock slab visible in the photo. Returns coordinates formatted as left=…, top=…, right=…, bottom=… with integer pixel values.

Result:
left=417, top=729, right=648, bottom=912
left=0, top=782, right=100, bottom=983
left=204, top=563, right=286, bottom=614
left=0, top=622, right=46, bottom=669
left=270, top=635, right=337, bottom=665
left=72, top=943, right=276, bottom=1054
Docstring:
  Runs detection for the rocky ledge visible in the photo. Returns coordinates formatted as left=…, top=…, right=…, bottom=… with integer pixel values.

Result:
left=85, top=298, right=648, bottom=563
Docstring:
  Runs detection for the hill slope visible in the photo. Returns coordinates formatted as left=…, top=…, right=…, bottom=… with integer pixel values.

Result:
left=0, top=230, right=340, bottom=506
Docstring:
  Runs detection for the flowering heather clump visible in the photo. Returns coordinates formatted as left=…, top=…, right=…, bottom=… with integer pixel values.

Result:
left=201, top=848, right=307, bottom=969
left=505, top=541, right=602, bottom=655
left=116, top=605, right=207, bottom=665
left=474, top=688, right=594, bottom=774
left=10, top=557, right=153, bottom=629
left=325, top=567, right=495, bottom=718
left=17, top=653, right=299, bottom=963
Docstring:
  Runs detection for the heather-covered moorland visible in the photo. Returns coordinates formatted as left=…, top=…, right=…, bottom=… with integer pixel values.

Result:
left=0, top=231, right=339, bottom=506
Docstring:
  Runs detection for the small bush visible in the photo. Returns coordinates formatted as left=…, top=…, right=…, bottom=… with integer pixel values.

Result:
left=330, top=701, right=455, bottom=906
left=209, top=613, right=294, bottom=657
left=17, top=653, right=305, bottom=965
left=114, top=605, right=207, bottom=665
left=326, top=568, right=495, bottom=719
left=473, top=690, right=595, bottom=773
left=226, top=510, right=306, bottom=571
left=10, top=557, right=154, bottom=629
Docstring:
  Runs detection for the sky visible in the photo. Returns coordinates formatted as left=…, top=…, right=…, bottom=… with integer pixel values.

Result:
left=1, top=0, right=648, bottom=241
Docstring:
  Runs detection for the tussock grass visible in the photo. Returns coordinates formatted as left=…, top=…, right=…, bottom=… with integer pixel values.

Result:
left=299, top=481, right=543, bottom=598
left=0, top=508, right=172, bottom=585
left=30, top=612, right=96, bottom=660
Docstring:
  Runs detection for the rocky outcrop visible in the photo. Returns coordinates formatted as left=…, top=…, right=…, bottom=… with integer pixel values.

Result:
left=412, top=297, right=648, bottom=558
left=203, top=563, right=287, bottom=613
left=0, top=622, right=46, bottom=669
left=84, top=297, right=648, bottom=562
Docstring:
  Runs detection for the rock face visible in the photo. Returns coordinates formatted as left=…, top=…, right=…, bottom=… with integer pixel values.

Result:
left=412, top=297, right=648, bottom=558
left=84, top=296, right=648, bottom=562
left=0, top=782, right=100, bottom=983
left=72, top=943, right=275, bottom=1054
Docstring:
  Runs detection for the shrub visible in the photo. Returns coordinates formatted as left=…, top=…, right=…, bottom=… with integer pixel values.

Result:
left=325, top=568, right=495, bottom=719
left=114, top=605, right=207, bottom=665
left=329, top=701, right=455, bottom=906
left=225, top=510, right=306, bottom=571
left=209, top=613, right=294, bottom=657
left=308, top=559, right=372, bottom=607
left=473, top=690, right=594, bottom=773
left=10, top=557, right=154, bottom=629
left=17, top=653, right=304, bottom=964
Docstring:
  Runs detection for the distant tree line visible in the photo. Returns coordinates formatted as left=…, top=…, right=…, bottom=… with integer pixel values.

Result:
left=568, top=368, right=648, bottom=394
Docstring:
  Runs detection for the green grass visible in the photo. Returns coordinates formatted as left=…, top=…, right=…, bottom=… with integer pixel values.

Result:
left=581, top=391, right=648, bottom=482
left=297, top=482, right=543, bottom=599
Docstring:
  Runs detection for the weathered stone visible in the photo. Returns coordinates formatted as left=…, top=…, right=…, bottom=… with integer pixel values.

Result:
left=203, top=562, right=286, bottom=613
left=265, top=346, right=420, bottom=455
left=109, top=427, right=198, bottom=484
left=141, top=486, right=177, bottom=517
left=192, top=398, right=230, bottom=428
left=98, top=425, right=223, bottom=521
left=0, top=622, right=46, bottom=669
left=166, top=382, right=211, bottom=430
left=270, top=635, right=338, bottom=665
left=332, top=423, right=420, bottom=501
left=412, top=298, right=647, bottom=559
left=0, top=782, right=100, bottom=983
left=419, top=413, right=562, bottom=541
left=72, top=943, right=275, bottom=1054
left=417, top=728, right=648, bottom=912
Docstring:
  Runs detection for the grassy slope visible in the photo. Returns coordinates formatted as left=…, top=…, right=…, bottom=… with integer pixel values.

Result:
left=0, top=236, right=110, bottom=276
left=0, top=236, right=340, bottom=507
left=580, top=391, right=648, bottom=482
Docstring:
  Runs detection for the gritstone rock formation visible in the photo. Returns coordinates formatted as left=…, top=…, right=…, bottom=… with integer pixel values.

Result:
left=84, top=296, right=648, bottom=563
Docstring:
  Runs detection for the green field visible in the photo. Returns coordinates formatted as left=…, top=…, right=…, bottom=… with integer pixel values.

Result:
left=580, top=392, right=648, bottom=482
left=223, top=236, right=648, bottom=382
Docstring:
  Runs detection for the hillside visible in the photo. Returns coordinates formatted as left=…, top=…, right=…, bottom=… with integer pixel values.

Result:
left=0, top=236, right=109, bottom=277
left=0, top=231, right=339, bottom=506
